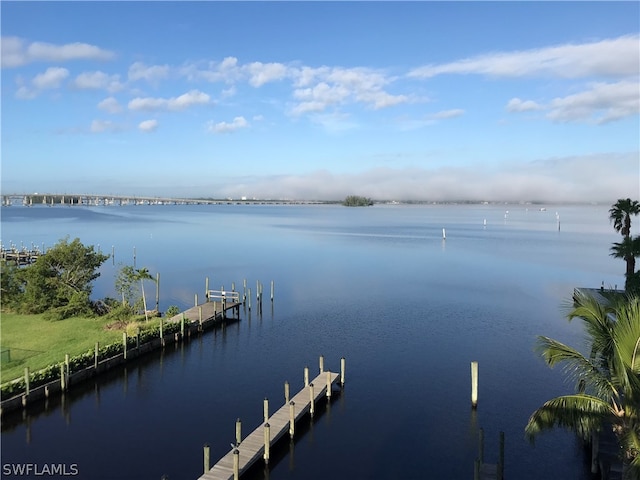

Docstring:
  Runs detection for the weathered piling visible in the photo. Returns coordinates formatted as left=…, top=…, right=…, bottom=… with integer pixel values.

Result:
left=471, top=361, right=478, bottom=408
left=203, top=444, right=210, bottom=474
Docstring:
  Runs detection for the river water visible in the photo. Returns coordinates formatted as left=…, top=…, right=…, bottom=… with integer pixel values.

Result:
left=0, top=203, right=623, bottom=479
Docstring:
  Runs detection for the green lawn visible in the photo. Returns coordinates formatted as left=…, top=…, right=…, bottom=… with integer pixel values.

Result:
left=0, top=313, right=123, bottom=383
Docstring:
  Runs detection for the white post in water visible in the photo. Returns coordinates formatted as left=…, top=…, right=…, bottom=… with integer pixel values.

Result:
left=263, top=398, right=269, bottom=423
left=203, top=444, right=210, bottom=474
left=340, top=357, right=346, bottom=386
left=284, top=381, right=290, bottom=403
left=289, top=401, right=295, bottom=438
left=236, top=418, right=242, bottom=446
left=442, top=228, right=446, bottom=240
left=263, top=423, right=271, bottom=464
left=309, top=383, right=315, bottom=417
left=326, top=371, right=332, bottom=398
left=471, top=361, right=479, bottom=408
left=319, top=355, right=324, bottom=373
left=205, top=277, right=209, bottom=301
left=270, top=281, right=274, bottom=301
left=304, top=366, right=309, bottom=386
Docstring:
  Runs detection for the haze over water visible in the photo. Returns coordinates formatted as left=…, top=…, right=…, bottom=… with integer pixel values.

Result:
left=0, top=203, right=625, bottom=479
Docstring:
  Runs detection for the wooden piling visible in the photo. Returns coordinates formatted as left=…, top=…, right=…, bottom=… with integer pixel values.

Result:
left=205, top=277, right=209, bottom=301
left=263, top=423, right=270, bottom=464
left=156, top=272, right=160, bottom=311
left=263, top=398, right=269, bottom=423
left=340, top=357, right=346, bottom=386
left=284, top=381, right=290, bottom=403
left=203, top=444, right=210, bottom=474
left=319, top=355, right=324, bottom=373
left=326, top=371, right=331, bottom=398
left=95, top=342, right=99, bottom=369
left=289, top=401, right=295, bottom=438
left=233, top=418, right=241, bottom=446
left=304, top=367, right=309, bottom=387
left=233, top=448, right=239, bottom=480
left=195, top=293, right=198, bottom=307
left=24, top=367, right=30, bottom=396
left=471, top=361, right=478, bottom=408
left=309, top=383, right=315, bottom=417
left=270, top=281, right=274, bottom=301
left=60, top=364, right=66, bottom=391
left=123, top=332, right=127, bottom=360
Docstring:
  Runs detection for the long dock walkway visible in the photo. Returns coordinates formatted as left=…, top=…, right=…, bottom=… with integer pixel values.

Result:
left=199, top=370, right=341, bottom=480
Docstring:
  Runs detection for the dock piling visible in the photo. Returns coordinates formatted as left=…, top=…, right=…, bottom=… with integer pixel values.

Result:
left=341, top=357, right=346, bottom=386
left=319, top=355, right=324, bottom=373
left=304, top=367, right=309, bottom=386
left=263, top=423, right=270, bottom=464
left=284, top=381, right=290, bottom=403
left=236, top=418, right=242, bottom=446
left=203, top=444, right=210, bottom=474
left=309, top=383, right=315, bottom=417
left=263, top=398, right=269, bottom=424
left=471, top=361, right=478, bottom=408
left=289, top=401, right=295, bottom=438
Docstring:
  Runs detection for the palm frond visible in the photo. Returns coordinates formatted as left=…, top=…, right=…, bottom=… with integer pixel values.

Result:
left=525, top=394, right=613, bottom=442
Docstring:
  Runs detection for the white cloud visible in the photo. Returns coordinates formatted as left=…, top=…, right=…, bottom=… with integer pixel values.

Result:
left=245, top=61, right=289, bottom=87
left=207, top=116, right=249, bottom=133
left=429, top=109, right=465, bottom=120
left=128, top=89, right=211, bottom=111
left=32, top=67, right=69, bottom=89
left=138, top=119, right=158, bottom=132
left=1, top=36, right=115, bottom=68
left=73, top=71, right=124, bottom=92
left=16, top=67, right=69, bottom=98
left=408, top=34, right=640, bottom=79
left=546, top=80, right=640, bottom=124
left=90, top=119, right=122, bottom=133
left=506, top=81, right=639, bottom=124
left=506, top=98, right=542, bottom=112
left=128, top=62, right=170, bottom=83
left=97, top=96, right=123, bottom=114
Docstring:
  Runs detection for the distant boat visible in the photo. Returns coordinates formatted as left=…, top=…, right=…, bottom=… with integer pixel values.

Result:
left=539, top=207, right=546, bottom=211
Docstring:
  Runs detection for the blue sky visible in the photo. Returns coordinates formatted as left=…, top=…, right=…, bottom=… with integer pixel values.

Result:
left=1, top=1, right=639, bottom=202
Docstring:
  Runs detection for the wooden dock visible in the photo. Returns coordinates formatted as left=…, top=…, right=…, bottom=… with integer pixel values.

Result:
left=199, top=366, right=343, bottom=480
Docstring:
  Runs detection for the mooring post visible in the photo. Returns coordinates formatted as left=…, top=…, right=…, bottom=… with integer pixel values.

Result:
left=326, top=371, right=332, bottom=398
left=284, top=381, right=290, bottom=403
left=195, top=293, right=198, bottom=307
left=95, top=342, right=99, bottom=369
left=263, top=397, right=270, bottom=423
left=243, top=279, right=247, bottom=304
left=309, top=383, right=315, bottom=417
left=340, top=357, right=346, bottom=386
left=123, top=332, right=127, bottom=360
left=248, top=288, right=252, bottom=310
left=155, top=272, right=160, bottom=311
left=289, top=401, right=295, bottom=438
left=270, top=280, right=274, bottom=301
left=304, top=366, right=309, bottom=386
left=471, top=361, right=478, bottom=408
left=319, top=355, right=324, bottom=373
left=198, top=306, right=202, bottom=328
left=180, top=314, right=185, bottom=339
left=65, top=354, right=70, bottom=379
left=111, top=245, right=115, bottom=265
left=60, top=364, right=66, bottom=391
left=24, top=367, right=30, bottom=396
left=205, top=277, right=209, bottom=301
left=203, top=444, right=210, bottom=474
left=236, top=418, right=242, bottom=445
left=264, top=422, right=271, bottom=464
left=233, top=448, right=239, bottom=480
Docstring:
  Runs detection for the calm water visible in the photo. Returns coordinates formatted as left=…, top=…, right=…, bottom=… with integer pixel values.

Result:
left=0, top=203, right=624, bottom=479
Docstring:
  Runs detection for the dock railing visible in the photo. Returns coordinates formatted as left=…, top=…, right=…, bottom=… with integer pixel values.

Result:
left=206, top=290, right=240, bottom=303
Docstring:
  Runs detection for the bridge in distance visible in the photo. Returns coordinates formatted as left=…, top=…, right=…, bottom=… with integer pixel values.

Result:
left=2, top=193, right=324, bottom=207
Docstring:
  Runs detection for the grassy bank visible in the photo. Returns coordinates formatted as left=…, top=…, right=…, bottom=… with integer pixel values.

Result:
left=0, top=313, right=123, bottom=383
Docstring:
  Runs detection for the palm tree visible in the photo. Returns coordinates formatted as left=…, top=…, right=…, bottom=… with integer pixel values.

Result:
left=610, top=198, right=640, bottom=240
left=611, top=237, right=640, bottom=280
left=525, top=292, right=640, bottom=478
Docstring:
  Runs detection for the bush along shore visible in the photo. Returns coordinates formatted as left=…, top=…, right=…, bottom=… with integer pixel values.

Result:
left=0, top=310, right=236, bottom=416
